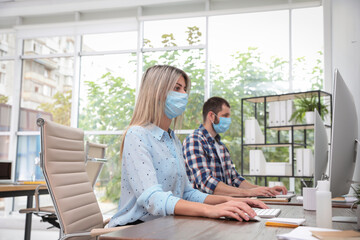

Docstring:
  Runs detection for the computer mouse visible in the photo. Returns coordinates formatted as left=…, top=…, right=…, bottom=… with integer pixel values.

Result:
left=247, top=215, right=261, bottom=222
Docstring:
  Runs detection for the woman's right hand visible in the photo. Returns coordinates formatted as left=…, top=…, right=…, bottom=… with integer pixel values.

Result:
left=247, top=186, right=279, bottom=197
left=204, top=200, right=256, bottom=222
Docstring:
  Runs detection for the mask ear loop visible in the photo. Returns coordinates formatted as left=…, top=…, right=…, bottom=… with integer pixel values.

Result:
left=210, top=111, right=219, bottom=125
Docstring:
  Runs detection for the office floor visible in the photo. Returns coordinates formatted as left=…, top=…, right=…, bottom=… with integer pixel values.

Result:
left=0, top=211, right=117, bottom=240
left=0, top=211, right=59, bottom=240
left=0, top=197, right=117, bottom=240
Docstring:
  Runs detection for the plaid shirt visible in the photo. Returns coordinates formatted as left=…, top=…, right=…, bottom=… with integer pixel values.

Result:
left=182, top=124, right=245, bottom=194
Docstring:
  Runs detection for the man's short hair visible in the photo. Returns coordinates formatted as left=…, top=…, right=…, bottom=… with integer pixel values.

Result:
left=202, top=97, right=230, bottom=122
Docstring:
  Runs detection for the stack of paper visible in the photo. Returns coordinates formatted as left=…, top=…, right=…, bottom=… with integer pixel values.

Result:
left=296, top=148, right=314, bottom=176
left=245, top=118, right=264, bottom=144
left=265, top=218, right=305, bottom=228
left=277, top=226, right=339, bottom=240
left=249, top=150, right=267, bottom=175
left=269, top=100, right=295, bottom=126
left=266, top=162, right=292, bottom=175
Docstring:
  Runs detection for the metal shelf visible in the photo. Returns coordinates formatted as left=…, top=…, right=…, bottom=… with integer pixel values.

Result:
left=242, top=175, right=314, bottom=178
left=243, top=143, right=307, bottom=147
left=242, top=90, right=331, bottom=103
left=267, top=124, right=331, bottom=131
left=240, top=90, right=332, bottom=187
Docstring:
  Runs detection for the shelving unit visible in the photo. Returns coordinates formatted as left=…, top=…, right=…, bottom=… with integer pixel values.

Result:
left=240, top=90, right=332, bottom=186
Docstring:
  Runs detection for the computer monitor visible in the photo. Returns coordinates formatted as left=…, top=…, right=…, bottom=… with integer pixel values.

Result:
left=313, top=109, right=329, bottom=185
left=329, top=69, right=359, bottom=198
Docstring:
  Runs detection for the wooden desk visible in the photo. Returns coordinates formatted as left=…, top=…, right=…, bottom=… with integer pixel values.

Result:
left=261, top=197, right=355, bottom=208
left=100, top=205, right=357, bottom=240
left=0, top=184, right=48, bottom=240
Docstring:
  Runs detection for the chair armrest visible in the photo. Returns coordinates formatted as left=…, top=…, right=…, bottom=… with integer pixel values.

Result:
left=34, top=184, right=47, bottom=212
left=88, top=158, right=107, bottom=162
left=90, top=226, right=130, bottom=237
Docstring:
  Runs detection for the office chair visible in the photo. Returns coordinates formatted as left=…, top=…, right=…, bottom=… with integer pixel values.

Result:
left=19, top=141, right=109, bottom=229
left=85, top=142, right=107, bottom=188
left=21, top=118, right=127, bottom=239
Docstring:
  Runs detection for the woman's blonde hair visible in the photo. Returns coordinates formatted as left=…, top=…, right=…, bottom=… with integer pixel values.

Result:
left=120, top=65, right=191, bottom=156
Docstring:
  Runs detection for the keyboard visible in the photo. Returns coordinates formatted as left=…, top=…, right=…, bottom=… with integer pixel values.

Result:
left=257, top=193, right=295, bottom=199
left=276, top=193, right=296, bottom=199
left=253, top=208, right=281, bottom=218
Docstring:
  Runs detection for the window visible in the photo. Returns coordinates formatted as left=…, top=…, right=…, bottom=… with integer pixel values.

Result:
left=6, top=4, right=324, bottom=206
left=43, top=85, right=51, bottom=96
left=79, top=32, right=138, bottom=207
left=82, top=32, right=137, bottom=52
left=16, top=136, right=42, bottom=181
left=20, top=57, right=73, bottom=130
left=0, top=72, right=5, bottom=84
left=208, top=11, right=290, bottom=170
left=0, top=136, right=10, bottom=160
left=143, top=17, right=206, bottom=129
left=0, top=33, right=15, bottom=56
left=79, top=52, right=137, bottom=131
left=144, top=17, right=206, bottom=48
left=292, top=7, right=324, bottom=91
left=0, top=61, right=14, bottom=131
left=24, top=36, right=75, bottom=55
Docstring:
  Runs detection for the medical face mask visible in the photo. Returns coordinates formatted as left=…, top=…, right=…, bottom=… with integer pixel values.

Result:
left=212, top=113, right=232, bottom=133
left=164, top=91, right=188, bottom=119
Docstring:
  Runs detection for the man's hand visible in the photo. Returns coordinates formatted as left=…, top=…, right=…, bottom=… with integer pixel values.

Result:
left=247, top=186, right=280, bottom=197
left=270, top=185, right=287, bottom=195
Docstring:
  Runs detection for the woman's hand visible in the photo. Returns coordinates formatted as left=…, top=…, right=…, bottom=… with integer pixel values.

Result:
left=233, top=198, right=269, bottom=209
left=204, top=200, right=256, bottom=222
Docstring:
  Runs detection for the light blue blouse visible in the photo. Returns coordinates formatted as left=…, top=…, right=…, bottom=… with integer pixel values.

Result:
left=108, top=124, right=209, bottom=227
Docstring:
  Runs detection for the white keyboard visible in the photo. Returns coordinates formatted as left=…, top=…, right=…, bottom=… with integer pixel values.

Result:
left=253, top=208, right=281, bottom=218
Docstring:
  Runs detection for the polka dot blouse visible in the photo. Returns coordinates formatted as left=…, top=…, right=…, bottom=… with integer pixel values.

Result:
left=108, top=124, right=208, bottom=227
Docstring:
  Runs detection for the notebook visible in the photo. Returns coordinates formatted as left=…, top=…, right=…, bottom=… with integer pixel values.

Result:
left=265, top=218, right=305, bottom=228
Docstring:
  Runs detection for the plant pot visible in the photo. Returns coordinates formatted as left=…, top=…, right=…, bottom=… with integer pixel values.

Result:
left=305, top=111, right=314, bottom=124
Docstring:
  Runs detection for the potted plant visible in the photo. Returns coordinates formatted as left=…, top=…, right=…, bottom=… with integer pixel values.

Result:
left=289, top=95, right=329, bottom=124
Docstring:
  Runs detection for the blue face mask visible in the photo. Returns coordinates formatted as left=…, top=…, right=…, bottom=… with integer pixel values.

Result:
left=212, top=113, right=231, bottom=133
left=164, top=91, right=188, bottom=119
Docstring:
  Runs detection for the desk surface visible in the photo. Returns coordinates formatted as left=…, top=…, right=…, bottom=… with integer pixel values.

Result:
left=262, top=197, right=355, bottom=209
left=100, top=205, right=357, bottom=240
left=0, top=184, right=46, bottom=192
left=0, top=184, right=48, bottom=198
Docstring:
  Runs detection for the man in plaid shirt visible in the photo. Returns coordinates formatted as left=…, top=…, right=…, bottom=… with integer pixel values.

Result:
left=183, top=97, right=287, bottom=197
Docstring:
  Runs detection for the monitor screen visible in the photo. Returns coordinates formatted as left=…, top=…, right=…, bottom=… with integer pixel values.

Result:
left=314, top=109, right=329, bottom=185
left=329, top=69, right=358, bottom=197
left=0, top=162, right=12, bottom=180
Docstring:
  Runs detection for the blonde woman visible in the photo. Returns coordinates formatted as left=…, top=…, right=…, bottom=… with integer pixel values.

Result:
left=109, top=65, right=268, bottom=227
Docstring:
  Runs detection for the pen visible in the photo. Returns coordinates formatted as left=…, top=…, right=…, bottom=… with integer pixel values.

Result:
left=301, top=179, right=308, bottom=188
left=265, top=222, right=299, bottom=228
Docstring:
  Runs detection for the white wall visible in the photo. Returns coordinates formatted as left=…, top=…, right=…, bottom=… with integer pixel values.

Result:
left=331, top=0, right=360, bottom=135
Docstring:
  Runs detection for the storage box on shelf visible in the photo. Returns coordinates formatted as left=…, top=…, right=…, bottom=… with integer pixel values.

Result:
left=240, top=90, right=332, bottom=187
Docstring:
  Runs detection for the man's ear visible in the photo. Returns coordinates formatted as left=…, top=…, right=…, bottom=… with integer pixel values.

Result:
left=207, top=111, right=215, bottom=123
